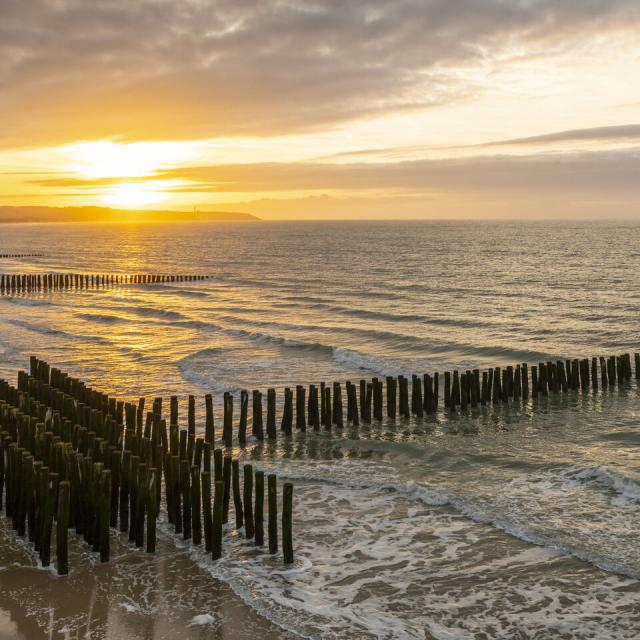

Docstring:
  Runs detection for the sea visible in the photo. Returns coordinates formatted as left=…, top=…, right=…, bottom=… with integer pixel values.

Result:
left=0, top=220, right=639, bottom=639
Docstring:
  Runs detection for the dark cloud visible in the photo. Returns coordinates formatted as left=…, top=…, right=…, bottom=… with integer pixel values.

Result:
left=1, top=0, right=639, bottom=146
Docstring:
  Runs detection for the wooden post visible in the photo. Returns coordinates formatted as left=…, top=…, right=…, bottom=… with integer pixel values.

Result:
left=268, top=474, right=277, bottom=554
left=282, top=388, right=293, bottom=435
left=295, top=386, right=306, bottom=431
left=232, top=459, right=243, bottom=529
left=243, top=464, right=254, bottom=538
left=333, top=382, right=343, bottom=428
left=223, top=393, right=233, bottom=447
left=56, top=480, right=70, bottom=575
left=222, top=455, right=232, bottom=524
left=387, top=377, right=397, bottom=418
left=147, top=467, right=157, bottom=553
left=238, top=390, right=248, bottom=445
left=267, top=389, right=277, bottom=439
left=254, top=470, right=264, bottom=546
left=202, top=471, right=213, bottom=552
left=253, top=390, right=264, bottom=440
left=282, top=482, right=294, bottom=564
left=191, top=465, right=201, bottom=545
left=205, top=394, right=214, bottom=443
left=100, top=470, right=111, bottom=562
left=180, top=459, right=191, bottom=540
left=212, top=480, right=224, bottom=560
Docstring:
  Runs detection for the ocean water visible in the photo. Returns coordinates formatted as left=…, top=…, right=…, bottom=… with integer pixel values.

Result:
left=1, top=220, right=640, bottom=639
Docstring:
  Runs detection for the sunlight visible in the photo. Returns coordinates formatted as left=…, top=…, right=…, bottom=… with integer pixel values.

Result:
left=66, top=141, right=201, bottom=179
left=101, top=182, right=167, bottom=207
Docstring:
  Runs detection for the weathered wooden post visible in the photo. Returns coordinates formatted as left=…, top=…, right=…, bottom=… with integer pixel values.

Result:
left=205, top=394, right=214, bottom=443
left=268, top=474, right=277, bottom=554
left=232, top=459, right=243, bottom=529
left=282, top=482, right=294, bottom=564
left=267, top=389, right=277, bottom=439
left=222, top=456, right=232, bottom=524
left=254, top=470, right=264, bottom=546
left=295, top=386, right=306, bottom=431
left=202, top=471, right=213, bottom=552
left=56, top=480, right=70, bottom=575
left=238, top=390, right=248, bottom=445
left=212, top=480, right=224, bottom=560
left=243, top=464, right=254, bottom=538
left=191, top=465, right=202, bottom=545
left=223, top=393, right=233, bottom=447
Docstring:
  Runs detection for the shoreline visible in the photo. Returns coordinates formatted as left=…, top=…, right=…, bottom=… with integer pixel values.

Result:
left=0, top=516, right=298, bottom=640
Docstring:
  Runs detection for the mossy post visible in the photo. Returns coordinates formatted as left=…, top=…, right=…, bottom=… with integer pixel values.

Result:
left=254, top=470, right=264, bottom=546
left=243, top=464, right=254, bottom=538
left=212, top=480, right=224, bottom=560
left=268, top=474, right=278, bottom=554
left=56, top=480, right=70, bottom=575
left=282, top=482, right=294, bottom=564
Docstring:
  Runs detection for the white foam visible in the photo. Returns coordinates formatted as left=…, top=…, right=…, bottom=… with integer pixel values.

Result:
left=189, top=614, right=217, bottom=626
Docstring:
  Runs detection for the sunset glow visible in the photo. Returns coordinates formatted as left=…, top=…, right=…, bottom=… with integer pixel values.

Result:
left=0, top=1, right=639, bottom=219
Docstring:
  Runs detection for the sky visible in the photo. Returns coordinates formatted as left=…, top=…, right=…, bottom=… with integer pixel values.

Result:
left=1, top=0, right=639, bottom=219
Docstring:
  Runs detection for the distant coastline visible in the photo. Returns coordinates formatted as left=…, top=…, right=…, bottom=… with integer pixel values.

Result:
left=0, top=206, right=259, bottom=224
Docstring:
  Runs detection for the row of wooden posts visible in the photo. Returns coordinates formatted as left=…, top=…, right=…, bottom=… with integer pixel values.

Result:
left=0, top=357, right=294, bottom=576
left=0, top=254, right=44, bottom=258
left=0, top=273, right=211, bottom=294
left=147, top=352, right=639, bottom=447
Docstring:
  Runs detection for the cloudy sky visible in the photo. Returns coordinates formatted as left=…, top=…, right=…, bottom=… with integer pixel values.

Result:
left=1, top=0, right=639, bottom=218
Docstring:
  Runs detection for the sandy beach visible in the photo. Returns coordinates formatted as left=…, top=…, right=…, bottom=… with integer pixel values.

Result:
left=0, top=517, right=294, bottom=640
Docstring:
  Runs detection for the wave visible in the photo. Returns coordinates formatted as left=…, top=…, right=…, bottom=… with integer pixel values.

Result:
left=251, top=459, right=640, bottom=581
left=76, top=312, right=127, bottom=324
left=118, top=304, right=187, bottom=320
left=1, top=296, right=52, bottom=307
left=573, top=466, right=640, bottom=504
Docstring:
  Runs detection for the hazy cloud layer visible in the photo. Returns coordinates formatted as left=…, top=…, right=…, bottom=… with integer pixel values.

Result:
left=2, top=0, right=639, bottom=145
left=24, top=148, right=640, bottom=195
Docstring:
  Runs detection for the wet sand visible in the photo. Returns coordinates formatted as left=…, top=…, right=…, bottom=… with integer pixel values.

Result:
left=0, top=518, right=296, bottom=640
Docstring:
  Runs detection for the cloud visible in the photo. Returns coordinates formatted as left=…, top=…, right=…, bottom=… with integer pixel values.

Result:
left=489, top=124, right=640, bottom=146
left=1, top=0, right=639, bottom=146
left=145, top=148, right=640, bottom=195
left=22, top=147, right=639, bottom=198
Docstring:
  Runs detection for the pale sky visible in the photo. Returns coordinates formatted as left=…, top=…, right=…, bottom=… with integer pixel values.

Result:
left=1, top=0, right=639, bottom=218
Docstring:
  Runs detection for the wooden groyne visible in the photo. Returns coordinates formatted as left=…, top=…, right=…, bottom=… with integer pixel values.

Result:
left=133, top=351, right=638, bottom=447
left=0, top=254, right=44, bottom=259
left=0, top=357, right=295, bottom=576
left=0, top=273, right=211, bottom=295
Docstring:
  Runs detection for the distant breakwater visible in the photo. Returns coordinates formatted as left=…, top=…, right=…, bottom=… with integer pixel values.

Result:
left=0, top=273, right=212, bottom=294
